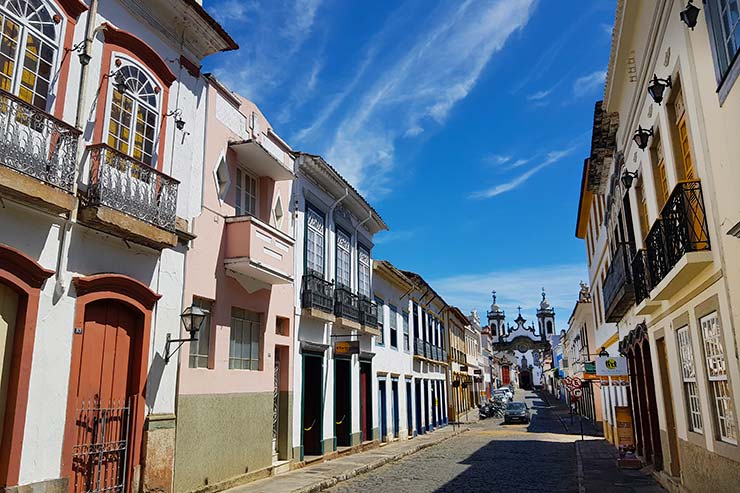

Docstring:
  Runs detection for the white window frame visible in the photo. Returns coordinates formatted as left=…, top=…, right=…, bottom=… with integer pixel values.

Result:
left=235, top=166, right=257, bottom=216
left=102, top=54, right=162, bottom=166
left=229, top=307, right=261, bottom=370
left=357, top=243, right=371, bottom=298
left=700, top=311, right=737, bottom=443
left=402, top=311, right=410, bottom=352
left=389, top=304, right=398, bottom=349
left=375, top=297, right=385, bottom=346
left=305, top=204, right=325, bottom=276
left=677, top=325, right=702, bottom=433
left=188, top=297, right=212, bottom=369
left=0, top=0, right=63, bottom=111
left=335, top=227, right=351, bottom=288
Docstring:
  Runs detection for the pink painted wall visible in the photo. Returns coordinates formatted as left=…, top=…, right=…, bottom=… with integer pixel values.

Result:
left=179, top=79, right=294, bottom=395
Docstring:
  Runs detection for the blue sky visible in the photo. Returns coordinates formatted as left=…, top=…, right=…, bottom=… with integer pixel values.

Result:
left=202, top=0, right=616, bottom=329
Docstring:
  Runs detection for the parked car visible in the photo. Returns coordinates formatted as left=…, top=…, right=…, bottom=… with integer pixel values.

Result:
left=503, top=402, right=530, bottom=424
left=500, top=386, right=514, bottom=399
left=493, top=389, right=511, bottom=402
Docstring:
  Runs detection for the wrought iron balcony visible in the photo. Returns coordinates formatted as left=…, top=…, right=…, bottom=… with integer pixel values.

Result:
left=424, top=341, right=432, bottom=359
left=301, top=272, right=334, bottom=314
left=414, top=338, right=425, bottom=357
left=632, top=250, right=651, bottom=306
left=334, top=285, right=360, bottom=323
left=0, top=89, right=80, bottom=191
left=442, top=350, right=448, bottom=362
left=86, top=144, right=179, bottom=231
left=358, top=295, right=378, bottom=327
left=645, top=181, right=710, bottom=291
left=603, top=243, right=635, bottom=323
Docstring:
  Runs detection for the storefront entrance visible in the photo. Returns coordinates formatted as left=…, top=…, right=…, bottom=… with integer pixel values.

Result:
left=302, top=353, right=324, bottom=457
left=334, top=358, right=351, bottom=447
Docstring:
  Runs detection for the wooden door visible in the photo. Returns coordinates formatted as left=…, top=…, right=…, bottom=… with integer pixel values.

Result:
left=68, top=300, right=141, bottom=493
left=502, top=366, right=510, bottom=385
left=0, top=283, right=19, bottom=449
left=657, top=338, right=681, bottom=477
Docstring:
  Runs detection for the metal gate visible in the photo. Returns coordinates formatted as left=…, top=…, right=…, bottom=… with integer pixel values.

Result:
left=272, top=359, right=280, bottom=460
left=71, top=397, right=131, bottom=493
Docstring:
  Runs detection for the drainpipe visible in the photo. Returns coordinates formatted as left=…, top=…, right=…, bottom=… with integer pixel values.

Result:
left=54, top=0, right=99, bottom=299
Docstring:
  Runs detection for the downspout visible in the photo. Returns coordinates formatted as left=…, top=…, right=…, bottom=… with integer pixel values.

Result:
left=54, top=0, right=99, bottom=299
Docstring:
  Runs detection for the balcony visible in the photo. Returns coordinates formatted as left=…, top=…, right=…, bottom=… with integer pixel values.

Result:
left=80, top=144, right=179, bottom=249
left=223, top=214, right=294, bottom=285
left=229, top=133, right=294, bottom=182
left=603, top=243, right=635, bottom=323
left=334, top=285, right=360, bottom=330
left=0, top=89, right=80, bottom=213
left=644, top=181, right=712, bottom=301
left=424, top=341, right=432, bottom=359
left=414, top=338, right=425, bottom=358
left=301, top=272, right=335, bottom=321
left=358, top=296, right=380, bottom=336
left=442, top=350, right=448, bottom=362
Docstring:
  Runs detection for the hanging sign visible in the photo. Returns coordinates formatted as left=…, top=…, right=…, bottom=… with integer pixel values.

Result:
left=334, top=340, right=360, bottom=355
left=596, top=355, right=628, bottom=376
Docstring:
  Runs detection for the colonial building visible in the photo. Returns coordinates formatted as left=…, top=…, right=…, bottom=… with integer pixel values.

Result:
left=292, top=153, right=387, bottom=460
left=173, top=77, right=295, bottom=491
left=488, top=292, right=554, bottom=390
left=583, top=0, right=740, bottom=489
left=0, top=1, right=235, bottom=491
left=446, top=306, right=472, bottom=421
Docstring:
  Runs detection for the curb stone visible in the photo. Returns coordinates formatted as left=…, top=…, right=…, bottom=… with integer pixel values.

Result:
left=293, top=428, right=470, bottom=493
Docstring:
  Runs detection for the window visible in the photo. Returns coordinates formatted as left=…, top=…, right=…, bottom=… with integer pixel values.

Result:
left=677, top=325, right=703, bottom=433
left=305, top=205, right=325, bottom=275
left=358, top=244, right=371, bottom=298
left=403, top=311, right=410, bottom=351
left=375, top=297, right=384, bottom=345
left=672, top=88, right=696, bottom=181
left=389, top=304, right=398, bottom=349
left=652, top=137, right=669, bottom=209
left=412, top=303, right=419, bottom=340
left=235, top=167, right=257, bottom=216
left=229, top=307, right=261, bottom=370
left=700, top=311, right=737, bottom=443
left=188, top=297, right=212, bottom=369
left=335, top=228, right=351, bottom=288
left=707, top=0, right=740, bottom=82
left=636, top=178, right=650, bottom=238
left=0, top=0, right=60, bottom=110
left=107, top=63, right=160, bottom=165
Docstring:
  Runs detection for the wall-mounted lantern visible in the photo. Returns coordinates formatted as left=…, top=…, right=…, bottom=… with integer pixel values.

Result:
left=166, top=108, right=186, bottom=131
left=680, top=0, right=701, bottom=30
left=647, top=74, right=672, bottom=104
left=621, top=170, right=638, bottom=189
left=165, top=305, right=207, bottom=363
left=633, top=126, right=653, bottom=151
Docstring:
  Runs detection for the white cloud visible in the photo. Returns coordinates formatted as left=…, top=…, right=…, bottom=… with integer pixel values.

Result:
left=573, top=70, right=607, bottom=95
left=527, top=89, right=551, bottom=101
left=471, top=147, right=574, bottom=199
left=484, top=154, right=512, bottom=165
left=404, top=125, right=424, bottom=138
left=430, top=264, right=588, bottom=329
left=324, top=0, right=537, bottom=197
left=374, top=229, right=419, bottom=245
left=508, top=158, right=530, bottom=169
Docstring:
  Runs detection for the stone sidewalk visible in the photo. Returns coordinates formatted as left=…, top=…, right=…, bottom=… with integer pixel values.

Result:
left=224, top=424, right=469, bottom=493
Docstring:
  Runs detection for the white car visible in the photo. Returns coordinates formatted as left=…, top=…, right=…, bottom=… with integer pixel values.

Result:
left=496, top=387, right=514, bottom=400
left=493, top=389, right=510, bottom=402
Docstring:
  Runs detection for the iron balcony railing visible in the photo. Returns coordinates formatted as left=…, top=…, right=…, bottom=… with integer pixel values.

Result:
left=645, top=181, right=710, bottom=289
left=358, top=295, right=378, bottom=327
left=301, top=271, right=334, bottom=313
left=414, top=338, right=425, bottom=357
left=0, top=89, right=80, bottom=192
left=334, top=285, right=360, bottom=323
left=632, top=250, right=651, bottom=306
left=602, top=243, right=635, bottom=322
left=424, top=341, right=432, bottom=359
left=442, top=350, right=448, bottom=362
left=86, top=144, right=179, bottom=231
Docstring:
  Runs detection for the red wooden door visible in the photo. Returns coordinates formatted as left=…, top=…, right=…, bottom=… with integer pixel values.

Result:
left=68, top=300, right=141, bottom=493
left=502, top=366, right=510, bottom=385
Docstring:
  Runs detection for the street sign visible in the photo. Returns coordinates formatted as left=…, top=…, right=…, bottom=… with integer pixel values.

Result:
left=571, top=377, right=582, bottom=388
left=596, top=355, right=628, bottom=376
left=334, top=340, right=360, bottom=355
left=571, top=388, right=583, bottom=399
left=584, top=361, right=596, bottom=374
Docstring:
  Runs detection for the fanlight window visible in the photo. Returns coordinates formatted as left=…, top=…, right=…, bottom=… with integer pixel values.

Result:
left=0, top=0, right=60, bottom=110
left=107, top=63, right=160, bottom=166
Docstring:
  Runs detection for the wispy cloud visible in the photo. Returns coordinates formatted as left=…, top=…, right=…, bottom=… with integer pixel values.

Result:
left=374, top=229, right=420, bottom=245
left=527, top=89, right=551, bottom=101
left=484, top=154, right=512, bottom=165
left=599, top=23, right=613, bottom=37
left=430, top=264, right=588, bottom=328
left=209, top=0, right=324, bottom=103
left=471, top=147, right=574, bottom=199
left=573, top=70, right=607, bottom=95
left=324, top=0, right=537, bottom=196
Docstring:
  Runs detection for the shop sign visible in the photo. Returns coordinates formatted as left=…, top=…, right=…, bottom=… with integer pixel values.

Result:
left=615, top=406, right=635, bottom=448
left=584, top=361, right=596, bottom=374
left=334, top=340, right=360, bottom=355
left=595, top=355, right=628, bottom=376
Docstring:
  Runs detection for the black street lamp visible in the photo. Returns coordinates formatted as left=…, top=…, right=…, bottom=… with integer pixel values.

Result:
left=113, top=71, right=129, bottom=95
left=621, top=170, right=638, bottom=189
left=633, top=126, right=653, bottom=151
left=680, top=1, right=701, bottom=30
left=647, top=74, right=672, bottom=105
left=165, top=305, right=207, bottom=363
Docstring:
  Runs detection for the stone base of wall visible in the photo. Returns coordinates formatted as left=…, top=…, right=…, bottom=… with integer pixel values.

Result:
left=141, top=414, right=176, bottom=493
left=677, top=438, right=740, bottom=492
left=351, top=432, right=362, bottom=446
left=173, top=392, right=278, bottom=493
left=5, top=477, right=67, bottom=493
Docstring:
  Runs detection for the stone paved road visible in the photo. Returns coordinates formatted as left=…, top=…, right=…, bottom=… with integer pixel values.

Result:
left=326, top=390, right=580, bottom=493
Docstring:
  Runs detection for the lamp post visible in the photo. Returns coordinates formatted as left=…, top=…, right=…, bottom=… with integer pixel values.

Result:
left=165, top=305, right=207, bottom=363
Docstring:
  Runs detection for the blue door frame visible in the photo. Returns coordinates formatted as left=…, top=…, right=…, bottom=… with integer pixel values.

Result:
left=379, top=379, right=387, bottom=440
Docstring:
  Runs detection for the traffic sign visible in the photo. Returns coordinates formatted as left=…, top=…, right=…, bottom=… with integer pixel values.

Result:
left=572, top=377, right=582, bottom=388
left=571, top=388, right=583, bottom=399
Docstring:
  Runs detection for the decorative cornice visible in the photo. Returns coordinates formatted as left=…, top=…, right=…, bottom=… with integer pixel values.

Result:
left=102, top=23, right=177, bottom=87
left=73, top=273, right=161, bottom=310
left=0, top=243, right=54, bottom=289
left=57, top=0, right=88, bottom=19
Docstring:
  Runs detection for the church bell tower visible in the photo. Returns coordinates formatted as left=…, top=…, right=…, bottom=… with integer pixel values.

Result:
left=536, top=288, right=555, bottom=341
left=487, top=291, right=506, bottom=342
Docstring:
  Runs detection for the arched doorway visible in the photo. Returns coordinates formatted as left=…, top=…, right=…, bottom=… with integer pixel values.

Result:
left=519, top=370, right=532, bottom=390
left=62, top=274, right=159, bottom=493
